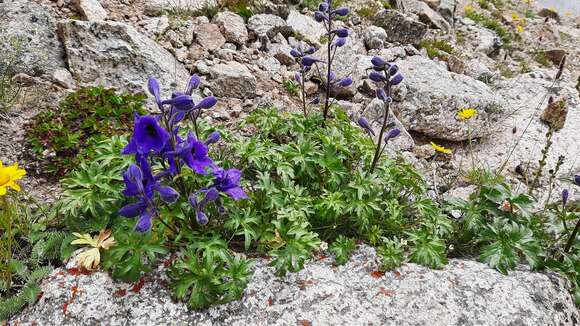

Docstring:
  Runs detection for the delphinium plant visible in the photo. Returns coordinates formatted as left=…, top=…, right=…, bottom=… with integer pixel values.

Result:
left=100, top=76, right=252, bottom=309
left=312, top=0, right=352, bottom=119
left=358, top=56, right=404, bottom=174
left=290, top=42, right=319, bottom=116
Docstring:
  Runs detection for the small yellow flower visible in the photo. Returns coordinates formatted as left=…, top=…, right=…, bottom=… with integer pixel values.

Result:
left=71, top=229, right=116, bottom=270
left=0, top=161, right=26, bottom=196
left=458, top=108, right=478, bottom=120
left=516, top=25, right=524, bottom=33
left=430, top=142, right=453, bottom=154
left=464, top=5, right=474, bottom=12
left=564, top=11, right=572, bottom=17
left=511, top=13, right=520, bottom=21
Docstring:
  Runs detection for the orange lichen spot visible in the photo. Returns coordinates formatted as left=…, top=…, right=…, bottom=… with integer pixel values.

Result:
left=370, top=271, right=385, bottom=279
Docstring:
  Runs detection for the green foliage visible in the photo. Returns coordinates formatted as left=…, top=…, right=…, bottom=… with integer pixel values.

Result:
left=329, top=235, right=356, bottom=265
left=283, top=80, right=300, bottom=97
left=25, top=87, right=146, bottom=176
left=408, top=228, right=448, bottom=268
left=0, top=37, right=25, bottom=114
left=465, top=11, right=513, bottom=47
left=102, top=220, right=168, bottom=282
left=419, top=39, right=454, bottom=60
left=377, top=238, right=404, bottom=271
left=169, top=239, right=252, bottom=309
left=226, top=108, right=447, bottom=275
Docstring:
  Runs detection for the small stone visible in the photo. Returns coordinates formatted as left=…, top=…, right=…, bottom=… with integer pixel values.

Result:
left=540, top=97, right=568, bottom=130
left=544, top=49, right=566, bottom=66
left=247, top=14, right=292, bottom=39
left=374, top=10, right=428, bottom=44
left=213, top=11, right=248, bottom=45
left=209, top=61, right=257, bottom=98
left=142, top=16, right=170, bottom=36
left=51, top=68, right=76, bottom=89
left=194, top=23, right=226, bottom=51
left=413, top=144, right=436, bottom=159
left=363, top=26, right=387, bottom=50
left=538, top=8, right=561, bottom=23
left=286, top=10, right=324, bottom=44
left=406, top=0, right=450, bottom=31
left=447, top=55, right=465, bottom=74
left=72, top=0, right=107, bottom=21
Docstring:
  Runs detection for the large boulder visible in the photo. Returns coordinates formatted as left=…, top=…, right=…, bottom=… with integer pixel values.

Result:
left=405, top=0, right=450, bottom=31
left=247, top=14, right=292, bottom=39
left=394, top=55, right=502, bottom=141
left=0, top=0, right=66, bottom=76
left=11, top=245, right=579, bottom=325
left=213, top=11, right=248, bottom=45
left=285, top=10, right=325, bottom=44
left=72, top=0, right=108, bottom=21
left=209, top=61, right=257, bottom=98
left=374, top=10, right=428, bottom=45
left=58, top=20, right=189, bottom=96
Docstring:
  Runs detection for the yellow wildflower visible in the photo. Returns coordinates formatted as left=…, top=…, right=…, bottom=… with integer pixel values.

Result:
left=564, top=11, right=572, bottom=17
left=430, top=142, right=453, bottom=154
left=71, top=229, right=116, bottom=270
left=0, top=161, right=26, bottom=196
left=464, top=5, right=474, bottom=12
left=458, top=108, right=478, bottom=120
left=511, top=13, right=520, bottom=21
left=516, top=25, right=524, bottom=33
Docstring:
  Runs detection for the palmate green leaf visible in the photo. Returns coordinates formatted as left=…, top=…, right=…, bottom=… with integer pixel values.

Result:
left=408, top=229, right=448, bottom=269
left=377, top=238, right=405, bottom=271
left=329, top=235, right=356, bottom=265
left=224, top=208, right=261, bottom=251
left=269, top=219, right=321, bottom=276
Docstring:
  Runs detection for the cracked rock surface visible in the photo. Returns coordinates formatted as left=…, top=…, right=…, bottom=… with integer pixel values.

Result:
left=11, top=245, right=579, bottom=325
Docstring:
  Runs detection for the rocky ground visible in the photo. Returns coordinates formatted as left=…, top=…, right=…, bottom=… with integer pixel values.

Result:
left=2, top=0, right=580, bottom=324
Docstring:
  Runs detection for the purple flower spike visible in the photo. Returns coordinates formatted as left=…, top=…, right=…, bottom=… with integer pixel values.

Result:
left=188, top=193, right=198, bottom=208
left=390, top=74, right=404, bottom=86
left=333, top=37, right=346, bottom=47
left=157, top=185, right=180, bottom=203
left=339, top=77, right=353, bottom=87
left=127, top=164, right=143, bottom=183
left=385, top=128, right=401, bottom=142
left=205, top=131, right=220, bottom=145
left=335, top=28, right=349, bottom=38
left=290, top=48, right=301, bottom=58
left=376, top=88, right=387, bottom=101
left=333, top=7, right=349, bottom=16
left=212, top=168, right=248, bottom=201
left=357, top=117, right=375, bottom=136
left=169, top=94, right=195, bottom=112
left=302, top=56, right=322, bottom=67
left=123, top=114, right=170, bottom=155
left=195, top=96, right=217, bottom=109
left=371, top=56, right=388, bottom=68
left=369, top=71, right=386, bottom=83
left=562, top=189, right=569, bottom=207
left=185, top=75, right=201, bottom=95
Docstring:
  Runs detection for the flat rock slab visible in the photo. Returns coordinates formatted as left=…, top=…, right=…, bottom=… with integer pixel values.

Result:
left=58, top=20, right=189, bottom=96
left=11, top=246, right=579, bottom=325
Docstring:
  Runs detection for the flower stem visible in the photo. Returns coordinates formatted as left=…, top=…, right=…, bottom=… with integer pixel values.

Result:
left=562, top=218, right=580, bottom=258
left=323, top=8, right=333, bottom=120
left=370, top=82, right=391, bottom=174
left=301, top=70, right=307, bottom=117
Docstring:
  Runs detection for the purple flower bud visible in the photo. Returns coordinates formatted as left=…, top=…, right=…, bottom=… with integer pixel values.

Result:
left=329, top=71, right=336, bottom=82
left=157, top=185, right=180, bottom=203
left=376, top=88, right=387, bottom=101
left=314, top=11, right=327, bottom=22
left=339, top=77, right=353, bottom=87
left=575, top=175, right=580, bottom=186
left=333, top=37, right=346, bottom=47
left=169, top=94, right=195, bottom=111
left=127, top=164, right=143, bottom=183
left=290, top=48, right=301, bottom=58
left=185, top=75, right=201, bottom=95
left=305, top=46, right=316, bottom=54
left=357, top=117, right=376, bottom=136
left=333, top=7, right=349, bottom=16
left=147, top=78, right=161, bottom=102
left=319, top=2, right=328, bottom=11
left=385, top=128, right=401, bottom=142
left=218, top=205, right=226, bottom=215
left=390, top=73, right=404, bottom=86
left=302, top=56, right=321, bottom=67
left=195, top=96, right=218, bottom=109
left=334, top=28, right=349, bottom=38
left=371, top=56, right=388, bottom=68
left=135, top=209, right=154, bottom=232
left=562, top=189, right=569, bottom=207
left=295, top=72, right=302, bottom=83
left=309, top=97, right=320, bottom=105
left=205, top=131, right=220, bottom=145
left=188, top=193, right=198, bottom=208
left=388, top=65, right=399, bottom=76
left=196, top=210, right=209, bottom=225
left=119, top=201, right=147, bottom=218
left=369, top=71, right=386, bottom=83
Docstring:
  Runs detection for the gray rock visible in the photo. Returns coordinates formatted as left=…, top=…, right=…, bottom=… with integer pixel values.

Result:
left=194, top=23, right=226, bottom=51
left=144, top=0, right=216, bottom=16
left=59, top=20, right=189, bottom=96
left=272, top=44, right=295, bottom=66
left=406, top=0, right=450, bottom=31
left=72, top=0, right=108, bottom=21
left=11, top=245, right=579, bottom=325
left=438, top=0, right=457, bottom=23
left=247, top=14, right=292, bottom=39
left=142, top=16, right=170, bottom=36
left=363, top=25, right=388, bottom=50
left=213, top=11, right=248, bottom=45
left=285, top=10, right=324, bottom=44
left=395, top=55, right=502, bottom=141
left=363, top=98, right=416, bottom=151
left=258, top=56, right=281, bottom=73
left=374, top=10, right=428, bottom=44
left=0, top=0, right=66, bottom=76
left=209, top=61, right=257, bottom=98
left=50, top=68, right=76, bottom=89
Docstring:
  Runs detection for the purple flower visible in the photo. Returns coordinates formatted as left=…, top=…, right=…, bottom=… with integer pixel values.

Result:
left=123, top=114, right=170, bottom=155
left=302, top=56, right=322, bottom=67
left=333, top=37, right=346, bottom=48
left=357, top=117, right=375, bottom=136
left=195, top=96, right=217, bottom=109
left=369, top=71, right=386, bottom=83
left=205, top=131, right=220, bottom=145
left=290, top=48, right=301, bottom=58
left=314, top=11, right=328, bottom=22
left=295, top=72, right=302, bottom=83
left=338, top=77, right=353, bottom=87
left=388, top=65, right=399, bottom=76
left=135, top=209, right=155, bottom=232
left=385, top=128, right=401, bottom=142
left=148, top=78, right=162, bottom=108
left=334, top=28, right=349, bottom=38
left=166, top=132, right=213, bottom=175
left=562, top=189, right=569, bottom=207
left=196, top=210, right=209, bottom=225
left=390, top=74, right=404, bottom=86
left=309, top=97, right=320, bottom=105
left=157, top=185, right=179, bottom=203
left=371, top=56, right=388, bottom=68
left=575, top=175, right=580, bottom=186
left=333, top=7, right=349, bottom=16
left=318, top=2, right=328, bottom=12
left=212, top=168, right=248, bottom=201
left=166, top=94, right=195, bottom=112
left=376, top=88, right=387, bottom=101
left=185, top=75, right=201, bottom=95
left=119, top=200, right=148, bottom=218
